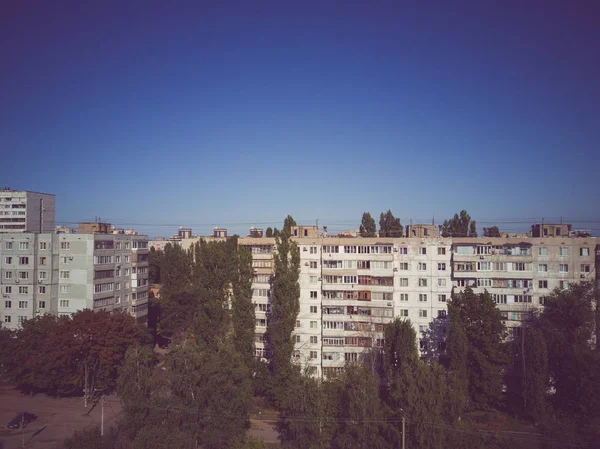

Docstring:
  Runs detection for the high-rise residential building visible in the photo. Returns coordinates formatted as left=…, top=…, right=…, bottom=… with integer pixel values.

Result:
left=239, top=233, right=598, bottom=378
left=0, top=189, right=55, bottom=233
left=0, top=227, right=149, bottom=330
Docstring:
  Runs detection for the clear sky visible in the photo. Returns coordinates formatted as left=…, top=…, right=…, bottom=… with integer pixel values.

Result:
left=1, top=1, right=599, bottom=237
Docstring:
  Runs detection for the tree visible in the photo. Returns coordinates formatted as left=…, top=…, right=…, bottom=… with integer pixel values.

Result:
left=449, top=287, right=508, bottom=409
left=483, top=226, right=501, bottom=237
left=445, top=308, right=469, bottom=418
left=272, top=227, right=280, bottom=237
left=148, top=246, right=164, bottom=284
left=441, top=210, right=477, bottom=237
left=330, top=364, right=389, bottom=449
left=359, top=212, right=377, bottom=237
left=378, top=210, right=403, bottom=238
left=160, top=243, right=192, bottom=297
left=265, top=227, right=273, bottom=238
left=538, top=282, right=599, bottom=417
left=231, top=244, right=256, bottom=369
left=267, top=218, right=301, bottom=404
left=283, top=215, right=297, bottom=235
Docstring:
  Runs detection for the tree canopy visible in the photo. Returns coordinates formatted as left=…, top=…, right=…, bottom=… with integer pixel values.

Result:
left=359, top=212, right=377, bottom=237
left=378, top=210, right=403, bottom=237
left=441, top=210, right=477, bottom=237
left=483, top=226, right=501, bottom=237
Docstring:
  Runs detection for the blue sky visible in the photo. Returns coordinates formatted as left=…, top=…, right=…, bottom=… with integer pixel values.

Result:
left=1, top=1, right=599, bottom=237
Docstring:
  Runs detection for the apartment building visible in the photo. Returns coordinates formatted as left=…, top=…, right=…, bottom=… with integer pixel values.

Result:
left=239, top=234, right=598, bottom=378
left=0, top=189, right=55, bottom=233
left=1, top=233, right=59, bottom=329
left=0, top=230, right=149, bottom=329
left=451, top=237, right=597, bottom=335
left=57, top=233, right=150, bottom=324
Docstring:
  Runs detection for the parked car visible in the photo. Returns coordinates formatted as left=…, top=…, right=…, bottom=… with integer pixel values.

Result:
left=7, top=412, right=37, bottom=429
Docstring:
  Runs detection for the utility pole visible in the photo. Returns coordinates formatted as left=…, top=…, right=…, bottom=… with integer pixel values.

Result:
left=402, top=415, right=406, bottom=449
left=101, top=393, right=105, bottom=436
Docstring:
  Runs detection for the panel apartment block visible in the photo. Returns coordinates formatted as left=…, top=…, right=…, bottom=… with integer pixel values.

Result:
left=239, top=235, right=598, bottom=378
left=0, top=190, right=55, bottom=233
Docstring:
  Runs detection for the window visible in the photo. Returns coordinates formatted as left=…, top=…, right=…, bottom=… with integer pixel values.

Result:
left=310, top=351, right=318, bottom=359
left=438, top=263, right=446, bottom=271
left=124, top=256, right=130, bottom=263
left=538, top=280, right=548, bottom=288
left=419, top=294, right=427, bottom=302
left=310, top=321, right=318, bottom=329
left=418, top=262, right=427, bottom=271
left=581, top=264, right=590, bottom=273
left=19, top=242, right=29, bottom=250
left=4, top=300, right=11, bottom=308
left=5, top=242, right=13, bottom=250
left=61, top=256, right=69, bottom=264
left=4, top=286, right=11, bottom=294
left=310, top=261, right=317, bottom=269
left=5, top=256, right=12, bottom=264
left=538, top=247, right=548, bottom=256
left=116, top=243, right=122, bottom=250
left=399, top=309, right=409, bottom=317
left=310, top=246, right=318, bottom=254
left=253, top=288, right=269, bottom=297
left=19, top=256, right=29, bottom=265
left=38, top=300, right=46, bottom=309
left=40, top=256, right=47, bottom=265
left=60, top=271, right=70, bottom=279
left=18, top=271, right=28, bottom=280
left=437, top=279, right=446, bottom=287
left=438, top=310, right=447, bottom=319
left=94, top=255, right=113, bottom=264
left=296, top=335, right=301, bottom=343
left=514, top=295, right=532, bottom=303
left=94, top=283, right=114, bottom=293
left=309, top=275, right=317, bottom=284
left=310, top=336, right=318, bottom=344
left=419, top=247, right=427, bottom=255
left=399, top=263, right=409, bottom=270
left=477, top=262, right=491, bottom=271
left=438, top=247, right=446, bottom=255
left=4, top=316, right=11, bottom=323
left=559, top=247, right=569, bottom=256
left=399, top=278, right=408, bottom=287
left=398, top=247, right=408, bottom=254
left=310, top=305, right=318, bottom=314
left=39, top=286, right=46, bottom=294
left=18, top=301, right=28, bottom=309
left=397, top=293, right=407, bottom=302
left=418, top=278, right=427, bottom=287
left=580, top=248, right=589, bottom=256
left=296, top=320, right=301, bottom=328
left=419, top=309, right=428, bottom=318
left=310, top=291, right=318, bottom=299
left=538, top=264, right=548, bottom=272
left=60, top=285, right=70, bottom=293
left=438, top=294, right=447, bottom=302
left=60, top=300, right=69, bottom=308
left=115, top=255, right=121, bottom=264
left=539, top=296, right=547, bottom=306
left=61, top=242, right=70, bottom=250
left=559, top=264, right=568, bottom=273
left=125, top=242, right=130, bottom=250
left=115, top=268, right=121, bottom=277
left=39, top=241, right=47, bottom=250
left=115, top=283, right=121, bottom=290
left=560, top=280, right=569, bottom=289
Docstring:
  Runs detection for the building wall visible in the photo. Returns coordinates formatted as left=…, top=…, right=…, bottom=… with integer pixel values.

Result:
left=0, top=191, right=55, bottom=233
left=239, top=235, right=598, bottom=378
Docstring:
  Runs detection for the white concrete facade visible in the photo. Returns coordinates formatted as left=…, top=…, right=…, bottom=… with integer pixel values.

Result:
left=239, top=235, right=599, bottom=378
left=0, top=190, right=55, bottom=233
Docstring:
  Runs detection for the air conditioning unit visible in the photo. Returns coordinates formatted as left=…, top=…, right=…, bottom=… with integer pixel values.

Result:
left=304, top=262, right=309, bottom=266
left=393, top=248, right=398, bottom=252
left=580, top=274, right=586, bottom=278
left=387, top=302, right=392, bottom=307
left=303, top=247, right=308, bottom=251
left=15, top=279, right=19, bottom=284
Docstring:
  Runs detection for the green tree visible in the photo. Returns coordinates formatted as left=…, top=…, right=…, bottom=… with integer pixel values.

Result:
left=265, top=227, right=273, bottom=237
left=378, top=210, right=403, bottom=237
left=483, top=226, right=501, bottom=237
left=445, top=308, right=469, bottom=417
left=441, top=210, right=477, bottom=237
left=359, top=212, right=377, bottom=237
left=283, top=215, right=297, bottom=235
left=231, top=244, right=256, bottom=368
left=450, top=287, right=508, bottom=409
left=331, top=364, right=389, bottom=449
left=160, top=243, right=192, bottom=297
left=148, top=246, right=164, bottom=284
left=272, top=227, right=280, bottom=237
left=267, top=219, right=301, bottom=403
left=539, top=282, right=599, bottom=417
